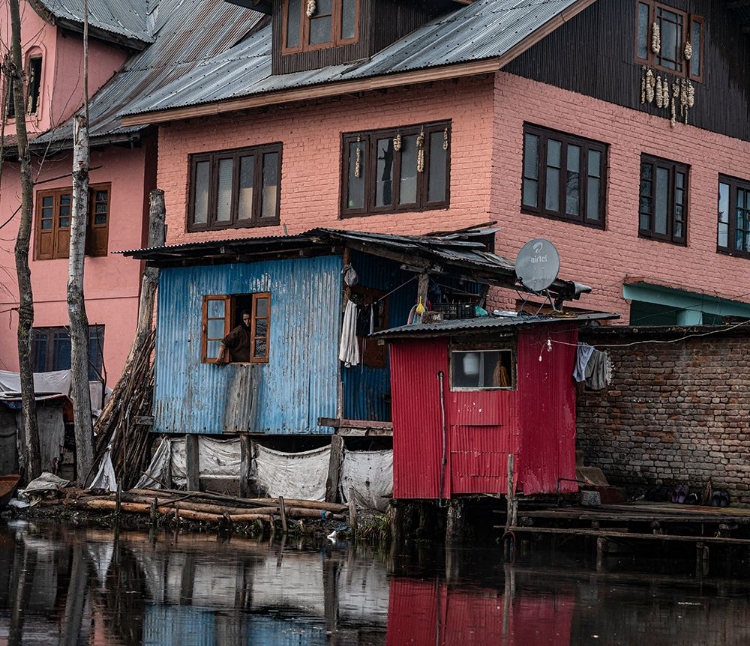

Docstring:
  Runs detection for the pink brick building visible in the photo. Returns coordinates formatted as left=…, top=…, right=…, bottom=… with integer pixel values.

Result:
left=123, top=0, right=750, bottom=326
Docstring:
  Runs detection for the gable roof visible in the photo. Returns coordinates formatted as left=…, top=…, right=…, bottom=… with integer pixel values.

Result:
left=120, top=0, right=597, bottom=125
left=30, top=0, right=154, bottom=48
left=32, top=0, right=265, bottom=148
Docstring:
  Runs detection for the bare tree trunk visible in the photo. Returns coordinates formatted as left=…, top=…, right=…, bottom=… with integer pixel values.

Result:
left=9, top=0, right=40, bottom=482
left=68, top=0, right=94, bottom=486
left=69, top=114, right=94, bottom=486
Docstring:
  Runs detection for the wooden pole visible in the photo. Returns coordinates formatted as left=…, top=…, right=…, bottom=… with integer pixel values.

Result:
left=186, top=435, right=200, bottom=492
left=325, top=434, right=344, bottom=503
left=239, top=434, right=252, bottom=498
left=348, top=487, right=358, bottom=534
left=279, top=496, right=288, bottom=534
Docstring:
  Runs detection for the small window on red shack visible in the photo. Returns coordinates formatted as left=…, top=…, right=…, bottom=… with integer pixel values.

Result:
left=451, top=349, right=515, bottom=391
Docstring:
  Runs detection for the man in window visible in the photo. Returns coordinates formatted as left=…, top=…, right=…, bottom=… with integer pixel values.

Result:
left=217, top=311, right=251, bottom=363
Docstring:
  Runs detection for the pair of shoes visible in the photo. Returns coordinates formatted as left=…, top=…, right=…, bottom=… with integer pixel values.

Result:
left=671, top=484, right=689, bottom=504
left=711, top=490, right=731, bottom=507
left=685, top=493, right=699, bottom=505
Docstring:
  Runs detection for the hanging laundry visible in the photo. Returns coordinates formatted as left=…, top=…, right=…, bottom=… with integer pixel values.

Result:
left=585, top=349, right=612, bottom=390
left=573, top=342, right=595, bottom=382
left=339, top=299, right=360, bottom=367
left=356, top=304, right=372, bottom=337
left=342, top=264, right=358, bottom=287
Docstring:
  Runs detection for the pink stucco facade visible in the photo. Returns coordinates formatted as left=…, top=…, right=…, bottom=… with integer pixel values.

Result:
left=154, top=70, right=750, bottom=321
left=0, top=0, right=127, bottom=140
left=0, top=143, right=153, bottom=379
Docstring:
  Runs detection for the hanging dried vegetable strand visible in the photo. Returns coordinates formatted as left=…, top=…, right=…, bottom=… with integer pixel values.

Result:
left=656, top=76, right=663, bottom=108
left=645, top=69, right=655, bottom=104
left=641, top=69, right=646, bottom=104
left=416, top=129, right=425, bottom=173
left=684, top=41, right=693, bottom=61
left=687, top=80, right=695, bottom=108
left=393, top=132, right=401, bottom=152
left=354, top=135, right=361, bottom=178
left=670, top=82, right=678, bottom=128
left=662, top=80, right=670, bottom=109
left=651, top=22, right=661, bottom=54
left=443, top=127, right=449, bottom=151
left=306, top=0, right=316, bottom=18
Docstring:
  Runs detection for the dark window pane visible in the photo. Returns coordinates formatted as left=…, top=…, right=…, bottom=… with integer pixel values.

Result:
left=207, top=319, right=224, bottom=340
left=253, top=339, right=267, bottom=359
left=238, top=155, right=255, bottom=220
left=207, top=340, right=221, bottom=360
left=342, top=0, right=356, bottom=40
left=32, top=333, right=47, bottom=372
left=637, top=3, right=650, bottom=59
left=207, top=299, right=225, bottom=319
left=286, top=0, right=301, bottom=48
left=255, top=319, right=268, bottom=338
left=565, top=145, right=580, bottom=216
left=216, top=158, right=233, bottom=222
left=545, top=140, right=561, bottom=212
left=310, top=0, right=333, bottom=46
left=587, top=177, right=601, bottom=221
left=42, top=196, right=53, bottom=207
left=399, top=134, right=418, bottom=205
left=523, top=134, right=539, bottom=180
left=523, top=179, right=538, bottom=208
left=691, top=20, right=701, bottom=77
left=53, top=334, right=71, bottom=371
left=347, top=141, right=365, bottom=209
left=375, top=138, right=394, bottom=207
left=428, top=131, right=448, bottom=203
left=193, top=160, right=210, bottom=225
left=261, top=152, right=279, bottom=218
left=718, top=182, right=729, bottom=248
left=255, top=297, right=269, bottom=318
left=655, top=167, right=669, bottom=235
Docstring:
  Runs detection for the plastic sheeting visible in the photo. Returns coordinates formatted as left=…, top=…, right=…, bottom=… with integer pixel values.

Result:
left=254, top=444, right=330, bottom=502
left=339, top=449, right=393, bottom=512
left=90, top=447, right=117, bottom=492
left=0, top=369, right=72, bottom=395
left=136, top=437, right=172, bottom=489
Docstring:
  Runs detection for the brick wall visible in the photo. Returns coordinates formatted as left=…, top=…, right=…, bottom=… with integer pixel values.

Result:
left=576, top=327, right=750, bottom=504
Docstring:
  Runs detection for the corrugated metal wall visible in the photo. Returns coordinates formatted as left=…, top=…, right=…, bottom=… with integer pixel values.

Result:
left=342, top=251, right=416, bottom=422
left=516, top=325, right=579, bottom=495
left=154, top=255, right=341, bottom=435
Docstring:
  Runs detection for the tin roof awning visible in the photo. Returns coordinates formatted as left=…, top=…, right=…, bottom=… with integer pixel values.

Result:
left=121, top=227, right=591, bottom=302
left=372, top=312, right=619, bottom=340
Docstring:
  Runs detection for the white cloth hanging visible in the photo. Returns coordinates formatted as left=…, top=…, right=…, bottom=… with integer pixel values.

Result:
left=339, top=299, right=360, bottom=367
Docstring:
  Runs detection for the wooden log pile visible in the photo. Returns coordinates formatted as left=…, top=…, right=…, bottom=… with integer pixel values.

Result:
left=61, top=486, right=348, bottom=529
left=92, top=331, right=155, bottom=489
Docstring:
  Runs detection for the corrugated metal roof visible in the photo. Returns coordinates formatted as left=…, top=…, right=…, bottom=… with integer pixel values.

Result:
left=374, top=312, right=618, bottom=339
left=34, top=0, right=152, bottom=44
left=121, top=0, right=586, bottom=117
left=33, top=0, right=265, bottom=145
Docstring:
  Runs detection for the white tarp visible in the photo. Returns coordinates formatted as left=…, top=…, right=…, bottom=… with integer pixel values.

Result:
left=254, top=444, right=330, bottom=502
left=0, top=369, right=71, bottom=395
left=199, top=437, right=240, bottom=476
left=339, top=449, right=393, bottom=512
left=135, top=437, right=171, bottom=489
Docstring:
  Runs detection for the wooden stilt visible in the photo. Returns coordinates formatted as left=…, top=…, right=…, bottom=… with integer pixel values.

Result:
left=186, top=435, right=200, bottom=492
left=348, top=487, right=358, bottom=534
left=279, top=496, right=288, bottom=534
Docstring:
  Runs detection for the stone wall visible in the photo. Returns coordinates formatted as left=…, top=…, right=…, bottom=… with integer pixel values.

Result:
left=576, top=326, right=750, bottom=504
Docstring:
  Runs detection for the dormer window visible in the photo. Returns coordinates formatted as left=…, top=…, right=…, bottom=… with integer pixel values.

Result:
left=283, top=0, right=359, bottom=53
left=5, top=54, right=43, bottom=119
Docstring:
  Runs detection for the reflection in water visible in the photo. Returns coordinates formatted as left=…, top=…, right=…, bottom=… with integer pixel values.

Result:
left=1, top=522, right=750, bottom=645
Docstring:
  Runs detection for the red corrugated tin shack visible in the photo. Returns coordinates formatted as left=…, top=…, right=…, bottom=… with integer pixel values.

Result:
left=375, top=313, right=615, bottom=499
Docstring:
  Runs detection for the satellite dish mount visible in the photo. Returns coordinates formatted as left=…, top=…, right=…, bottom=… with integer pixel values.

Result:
left=515, top=238, right=561, bottom=312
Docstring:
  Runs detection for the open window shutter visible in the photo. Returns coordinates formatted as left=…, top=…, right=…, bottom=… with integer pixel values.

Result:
left=86, top=186, right=110, bottom=257
left=35, top=193, right=54, bottom=260
left=202, top=295, right=230, bottom=363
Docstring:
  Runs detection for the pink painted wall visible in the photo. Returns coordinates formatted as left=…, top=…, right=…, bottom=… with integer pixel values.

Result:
left=0, top=0, right=127, bottom=139
left=156, top=70, right=750, bottom=321
left=489, top=72, right=750, bottom=321
left=157, top=76, right=495, bottom=245
left=0, top=143, right=152, bottom=381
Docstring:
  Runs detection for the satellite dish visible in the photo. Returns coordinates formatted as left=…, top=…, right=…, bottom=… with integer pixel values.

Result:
left=515, top=238, right=560, bottom=293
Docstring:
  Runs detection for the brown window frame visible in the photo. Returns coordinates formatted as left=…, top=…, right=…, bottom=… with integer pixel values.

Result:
left=188, top=144, right=282, bottom=232
left=201, top=292, right=271, bottom=364
left=521, top=124, right=607, bottom=229
left=282, top=0, right=360, bottom=54
left=635, top=1, right=704, bottom=82
left=34, top=183, right=111, bottom=260
left=340, top=121, right=451, bottom=218
left=638, top=154, right=689, bottom=245
left=717, top=175, right=750, bottom=259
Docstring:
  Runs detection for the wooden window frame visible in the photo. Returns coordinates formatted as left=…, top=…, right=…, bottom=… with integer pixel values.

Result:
left=201, top=293, right=271, bottom=364
left=188, top=144, right=282, bottom=232
left=282, top=0, right=360, bottom=55
left=34, top=183, right=111, bottom=260
left=340, top=121, right=451, bottom=218
left=717, top=174, right=750, bottom=259
left=521, top=124, right=607, bottom=229
left=31, top=325, right=104, bottom=380
left=638, top=154, right=689, bottom=246
left=635, top=1, right=704, bottom=82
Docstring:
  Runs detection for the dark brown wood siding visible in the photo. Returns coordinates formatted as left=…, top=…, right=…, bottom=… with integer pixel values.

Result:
left=504, top=0, right=750, bottom=141
left=272, top=0, right=456, bottom=75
